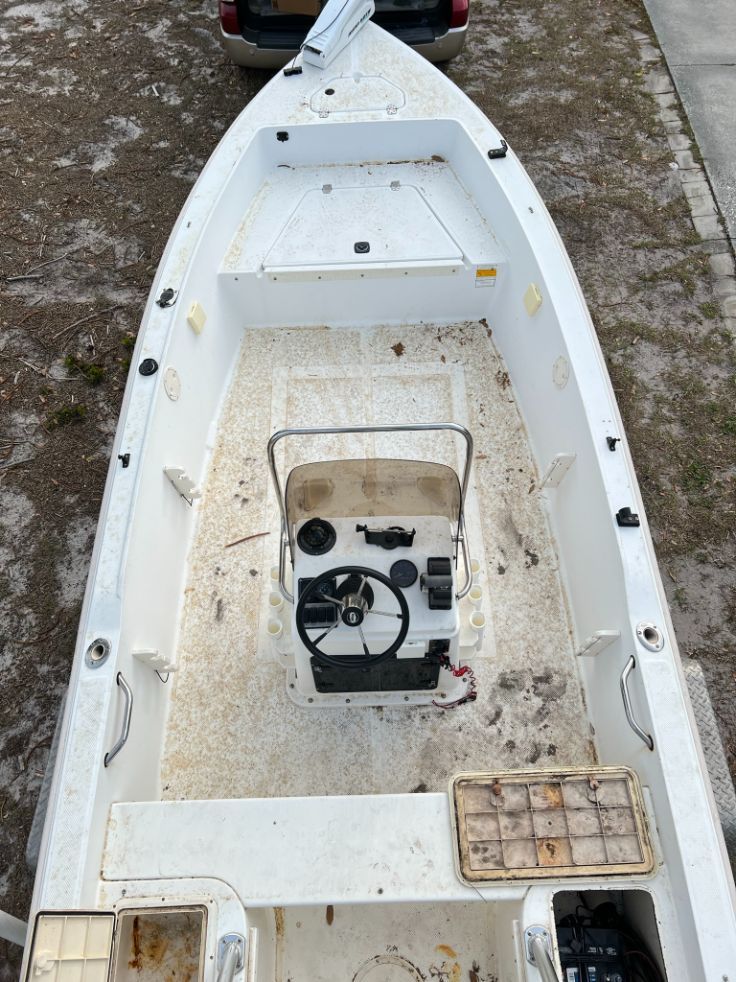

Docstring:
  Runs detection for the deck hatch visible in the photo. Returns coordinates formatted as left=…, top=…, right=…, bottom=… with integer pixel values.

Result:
left=263, top=184, right=462, bottom=269
left=451, top=767, right=653, bottom=882
left=24, top=907, right=208, bottom=982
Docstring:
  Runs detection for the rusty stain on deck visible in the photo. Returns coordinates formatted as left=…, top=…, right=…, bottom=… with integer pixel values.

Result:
left=275, top=906, right=286, bottom=939
left=436, top=945, right=457, bottom=959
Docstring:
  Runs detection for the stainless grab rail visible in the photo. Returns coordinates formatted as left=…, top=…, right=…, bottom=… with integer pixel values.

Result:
left=620, top=655, right=654, bottom=751
left=525, top=927, right=561, bottom=982
left=104, top=672, right=133, bottom=767
left=267, top=422, right=475, bottom=602
left=529, top=935, right=562, bottom=982
left=217, top=941, right=240, bottom=982
left=217, top=935, right=244, bottom=982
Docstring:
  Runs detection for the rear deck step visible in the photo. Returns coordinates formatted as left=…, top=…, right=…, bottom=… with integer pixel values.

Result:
left=104, top=795, right=521, bottom=905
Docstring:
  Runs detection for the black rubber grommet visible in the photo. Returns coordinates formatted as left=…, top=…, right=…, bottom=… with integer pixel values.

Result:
left=138, top=358, right=159, bottom=376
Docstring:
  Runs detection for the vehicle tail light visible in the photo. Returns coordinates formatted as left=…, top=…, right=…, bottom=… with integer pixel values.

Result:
left=219, top=0, right=240, bottom=35
left=449, top=0, right=468, bottom=29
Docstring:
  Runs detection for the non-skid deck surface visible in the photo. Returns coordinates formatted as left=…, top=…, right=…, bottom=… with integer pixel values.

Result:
left=161, top=323, right=594, bottom=799
left=268, top=902, right=496, bottom=982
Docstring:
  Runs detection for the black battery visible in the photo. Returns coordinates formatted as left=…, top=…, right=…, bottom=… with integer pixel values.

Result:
left=557, top=927, right=628, bottom=982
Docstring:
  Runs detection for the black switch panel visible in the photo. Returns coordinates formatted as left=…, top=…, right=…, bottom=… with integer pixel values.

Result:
left=421, top=557, right=453, bottom=610
left=298, top=576, right=339, bottom=628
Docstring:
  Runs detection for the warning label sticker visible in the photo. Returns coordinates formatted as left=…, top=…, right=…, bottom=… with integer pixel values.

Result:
left=475, top=266, right=497, bottom=287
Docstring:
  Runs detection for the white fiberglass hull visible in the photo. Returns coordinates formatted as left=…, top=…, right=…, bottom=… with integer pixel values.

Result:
left=23, top=22, right=736, bottom=982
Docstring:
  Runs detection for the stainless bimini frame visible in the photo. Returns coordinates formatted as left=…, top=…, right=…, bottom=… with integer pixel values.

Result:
left=267, top=422, right=474, bottom=604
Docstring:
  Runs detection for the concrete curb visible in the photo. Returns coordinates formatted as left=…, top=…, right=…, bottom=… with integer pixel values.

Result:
left=635, top=34, right=736, bottom=333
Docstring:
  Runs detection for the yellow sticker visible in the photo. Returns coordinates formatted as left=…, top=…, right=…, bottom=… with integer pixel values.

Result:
left=475, top=267, right=497, bottom=287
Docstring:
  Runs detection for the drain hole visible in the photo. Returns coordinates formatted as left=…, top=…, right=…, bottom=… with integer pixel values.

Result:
left=325, top=87, right=335, bottom=95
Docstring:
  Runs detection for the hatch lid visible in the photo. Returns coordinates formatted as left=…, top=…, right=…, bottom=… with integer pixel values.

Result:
left=451, top=766, right=654, bottom=883
left=263, top=184, right=463, bottom=270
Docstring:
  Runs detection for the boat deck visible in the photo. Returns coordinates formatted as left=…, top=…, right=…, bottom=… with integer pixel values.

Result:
left=160, top=321, right=594, bottom=800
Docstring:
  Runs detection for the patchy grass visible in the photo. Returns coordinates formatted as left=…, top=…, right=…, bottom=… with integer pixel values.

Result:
left=683, top=458, right=714, bottom=494
left=46, top=404, right=88, bottom=428
left=673, top=586, right=688, bottom=609
left=64, top=355, right=105, bottom=386
left=700, top=300, right=720, bottom=319
left=639, top=255, right=707, bottom=297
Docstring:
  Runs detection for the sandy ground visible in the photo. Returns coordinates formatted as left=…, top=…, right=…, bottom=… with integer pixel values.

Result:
left=1, top=0, right=734, bottom=975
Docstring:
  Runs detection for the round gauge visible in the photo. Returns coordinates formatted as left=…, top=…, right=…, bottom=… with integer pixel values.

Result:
left=390, top=559, right=418, bottom=588
left=297, top=517, right=336, bottom=556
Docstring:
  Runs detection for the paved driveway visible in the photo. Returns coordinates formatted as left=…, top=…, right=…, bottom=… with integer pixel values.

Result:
left=644, top=0, right=736, bottom=245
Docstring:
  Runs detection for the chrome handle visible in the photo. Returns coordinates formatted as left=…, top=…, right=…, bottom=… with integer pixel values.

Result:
left=104, top=672, right=133, bottom=767
left=525, top=927, right=561, bottom=982
left=217, top=934, right=245, bottom=982
left=620, top=655, right=654, bottom=751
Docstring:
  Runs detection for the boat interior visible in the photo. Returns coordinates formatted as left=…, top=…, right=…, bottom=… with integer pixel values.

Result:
left=32, top=75, right=736, bottom=981
left=160, top=320, right=594, bottom=801
left=118, top=120, right=650, bottom=806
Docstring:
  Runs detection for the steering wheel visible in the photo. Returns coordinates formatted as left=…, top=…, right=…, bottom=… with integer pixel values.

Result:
left=296, top=565, right=410, bottom=668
